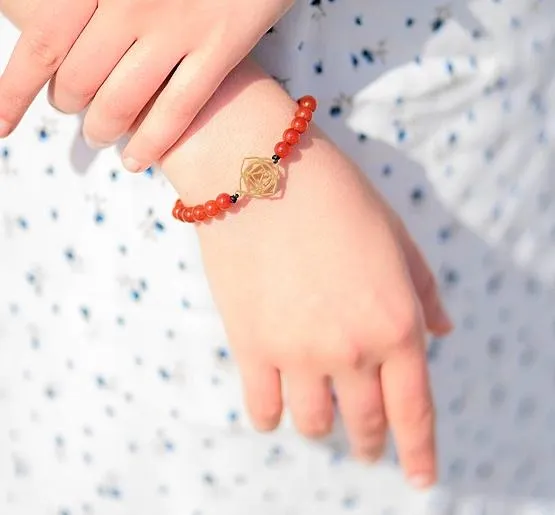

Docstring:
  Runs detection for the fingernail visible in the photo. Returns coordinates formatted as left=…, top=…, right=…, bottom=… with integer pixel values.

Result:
left=437, top=305, right=454, bottom=331
left=409, top=474, right=435, bottom=489
left=358, top=452, right=382, bottom=464
left=83, top=134, right=109, bottom=150
left=0, top=119, right=12, bottom=137
left=355, top=446, right=384, bottom=463
left=122, top=156, right=142, bottom=173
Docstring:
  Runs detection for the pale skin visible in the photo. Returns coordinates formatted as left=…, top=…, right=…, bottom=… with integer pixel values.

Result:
left=1, top=0, right=454, bottom=489
left=0, top=0, right=294, bottom=171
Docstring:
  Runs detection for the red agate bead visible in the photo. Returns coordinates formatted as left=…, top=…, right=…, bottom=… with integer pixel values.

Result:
left=172, top=94, right=317, bottom=224
left=283, top=128, right=300, bottom=146
left=193, top=205, right=207, bottom=222
left=216, top=193, right=232, bottom=210
left=274, top=141, right=291, bottom=158
left=291, top=117, right=308, bottom=134
left=183, top=207, right=195, bottom=223
left=205, top=200, right=220, bottom=217
left=295, top=106, right=313, bottom=122
left=298, top=95, right=317, bottom=112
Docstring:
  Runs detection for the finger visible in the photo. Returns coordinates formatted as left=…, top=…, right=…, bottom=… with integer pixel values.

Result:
left=129, top=76, right=172, bottom=133
left=240, top=360, right=283, bottom=432
left=396, top=222, right=453, bottom=336
left=334, top=370, right=387, bottom=461
left=121, top=49, right=229, bottom=172
left=49, top=8, right=135, bottom=115
left=287, top=374, right=334, bottom=439
left=0, top=0, right=97, bottom=136
left=0, top=0, right=41, bottom=28
left=82, top=38, right=183, bottom=148
left=381, top=342, right=436, bottom=489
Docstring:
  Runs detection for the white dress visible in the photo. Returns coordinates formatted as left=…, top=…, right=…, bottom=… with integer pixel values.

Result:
left=2, top=1, right=555, bottom=514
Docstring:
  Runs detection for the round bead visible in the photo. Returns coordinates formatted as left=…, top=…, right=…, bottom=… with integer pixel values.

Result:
left=283, top=128, right=300, bottom=146
left=205, top=200, right=220, bottom=218
left=216, top=193, right=232, bottom=210
left=184, top=207, right=195, bottom=223
left=172, top=204, right=182, bottom=219
left=193, top=205, right=207, bottom=222
left=274, top=141, right=291, bottom=158
left=298, top=95, right=317, bottom=112
left=291, top=117, right=309, bottom=134
left=295, top=106, right=313, bottom=122
left=177, top=208, right=188, bottom=222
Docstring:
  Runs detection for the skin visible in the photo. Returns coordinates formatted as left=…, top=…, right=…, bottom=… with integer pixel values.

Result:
left=1, top=1, right=454, bottom=489
left=0, top=0, right=294, bottom=171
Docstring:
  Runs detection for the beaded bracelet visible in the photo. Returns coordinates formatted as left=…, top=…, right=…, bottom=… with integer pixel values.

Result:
left=172, top=95, right=317, bottom=224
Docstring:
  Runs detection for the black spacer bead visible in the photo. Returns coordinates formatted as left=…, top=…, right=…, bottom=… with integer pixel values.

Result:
left=230, top=194, right=239, bottom=204
left=272, top=154, right=280, bottom=164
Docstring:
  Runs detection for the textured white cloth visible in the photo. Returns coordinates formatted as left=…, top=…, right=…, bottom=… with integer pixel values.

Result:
left=2, top=1, right=555, bottom=514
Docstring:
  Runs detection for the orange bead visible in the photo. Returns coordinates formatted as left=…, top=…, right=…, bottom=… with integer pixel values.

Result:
left=176, top=198, right=184, bottom=208
left=172, top=204, right=182, bottom=219
left=177, top=208, right=188, bottom=222
left=283, top=128, right=300, bottom=146
left=205, top=200, right=220, bottom=218
left=274, top=141, right=291, bottom=158
left=216, top=193, right=232, bottom=210
left=295, top=106, right=313, bottom=122
left=291, top=117, right=308, bottom=134
left=299, top=95, right=317, bottom=112
left=184, top=207, right=195, bottom=223
left=193, top=205, right=207, bottom=222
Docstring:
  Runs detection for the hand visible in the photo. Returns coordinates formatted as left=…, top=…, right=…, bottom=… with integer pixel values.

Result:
left=0, top=0, right=97, bottom=136
left=0, top=0, right=294, bottom=171
left=183, top=125, right=452, bottom=488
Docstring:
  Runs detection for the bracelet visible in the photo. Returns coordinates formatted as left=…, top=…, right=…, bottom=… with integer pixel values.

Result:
left=171, top=95, right=317, bottom=224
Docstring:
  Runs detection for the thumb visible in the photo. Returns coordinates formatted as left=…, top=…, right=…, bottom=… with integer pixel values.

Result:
left=394, top=219, right=453, bottom=336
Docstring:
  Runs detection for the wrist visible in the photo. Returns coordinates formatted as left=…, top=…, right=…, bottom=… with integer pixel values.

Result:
left=159, top=59, right=299, bottom=207
left=159, top=59, right=371, bottom=232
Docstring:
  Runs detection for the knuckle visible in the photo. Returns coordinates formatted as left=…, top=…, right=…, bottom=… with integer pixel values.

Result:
left=336, top=343, right=366, bottom=370
left=290, top=344, right=316, bottom=368
left=273, top=337, right=313, bottom=368
left=56, top=81, right=96, bottom=111
left=386, top=303, right=421, bottom=347
left=25, top=33, right=63, bottom=70
left=160, top=96, right=194, bottom=123
left=104, top=100, right=136, bottom=123
left=360, top=410, right=387, bottom=435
